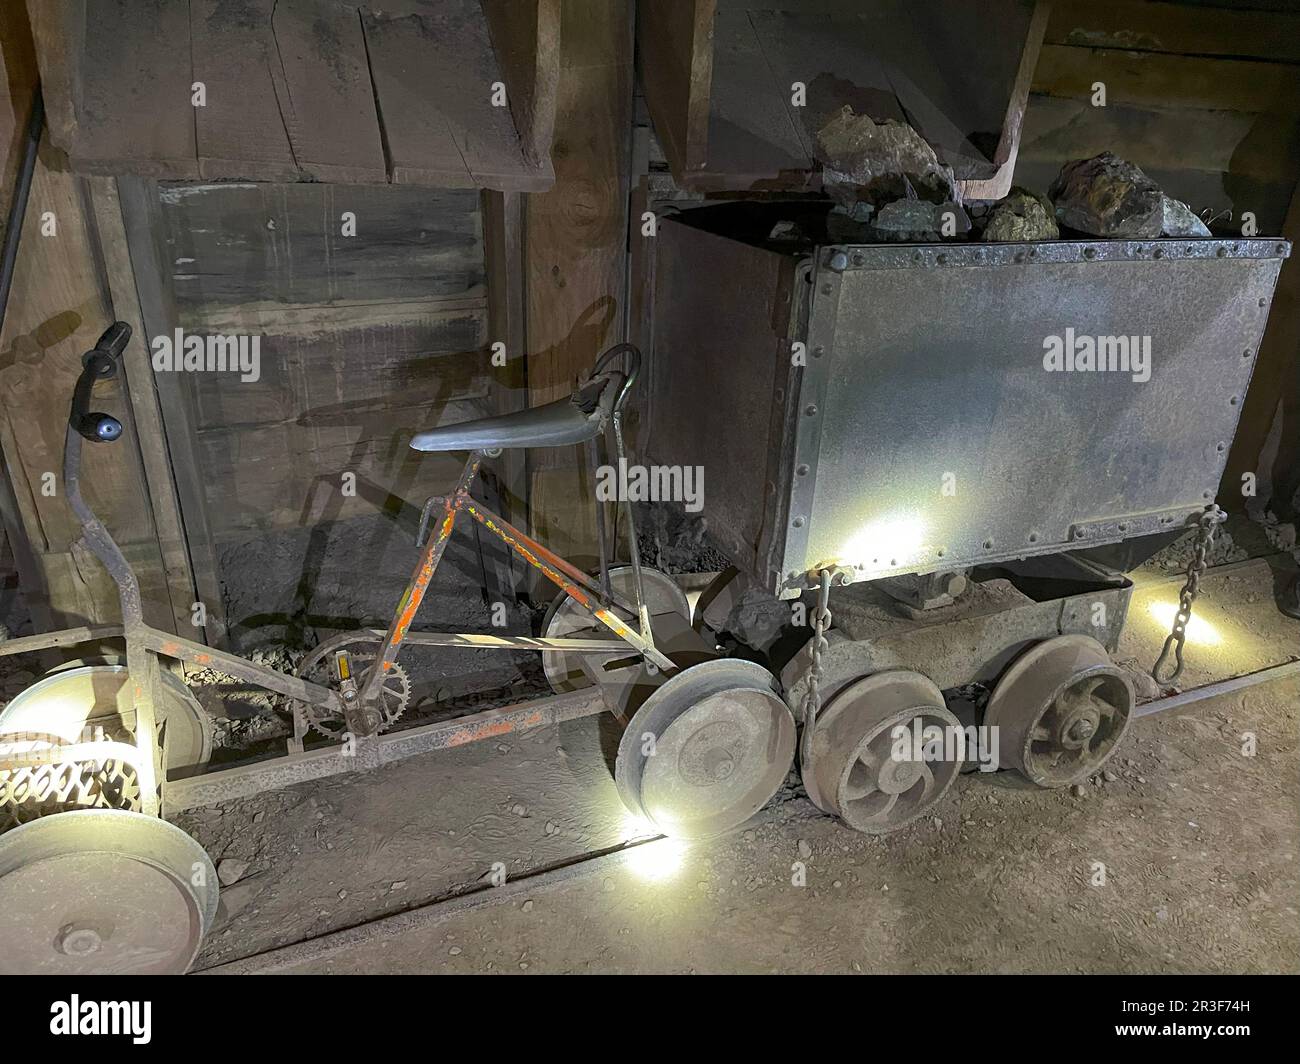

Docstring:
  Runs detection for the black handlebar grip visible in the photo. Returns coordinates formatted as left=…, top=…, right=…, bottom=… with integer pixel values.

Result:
left=71, top=321, right=132, bottom=443
left=95, top=321, right=132, bottom=360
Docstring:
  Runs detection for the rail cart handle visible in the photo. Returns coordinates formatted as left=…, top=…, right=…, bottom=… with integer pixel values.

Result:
left=70, top=321, right=131, bottom=443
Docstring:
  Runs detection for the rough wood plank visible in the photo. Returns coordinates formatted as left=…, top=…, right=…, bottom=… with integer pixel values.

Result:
left=1019, top=95, right=1300, bottom=186
left=22, top=0, right=82, bottom=151
left=0, top=0, right=38, bottom=204
left=195, top=420, right=475, bottom=537
left=0, top=148, right=179, bottom=630
left=699, top=6, right=812, bottom=186
left=1047, top=0, right=1300, bottom=63
left=1034, top=43, right=1300, bottom=115
left=191, top=0, right=299, bottom=181
left=958, top=0, right=1048, bottom=200
left=637, top=0, right=716, bottom=177
left=270, top=0, right=387, bottom=183
left=160, top=182, right=485, bottom=308
left=70, top=0, right=198, bottom=178
left=362, top=2, right=548, bottom=190
left=182, top=306, right=488, bottom=432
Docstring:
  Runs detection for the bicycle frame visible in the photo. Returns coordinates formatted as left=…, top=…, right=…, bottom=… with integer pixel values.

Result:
left=0, top=327, right=675, bottom=809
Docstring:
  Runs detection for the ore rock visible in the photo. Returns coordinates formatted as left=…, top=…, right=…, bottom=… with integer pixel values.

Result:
left=868, top=199, right=970, bottom=242
left=1048, top=152, right=1163, bottom=238
left=982, top=188, right=1059, bottom=241
left=814, top=106, right=958, bottom=211
left=1160, top=195, right=1212, bottom=237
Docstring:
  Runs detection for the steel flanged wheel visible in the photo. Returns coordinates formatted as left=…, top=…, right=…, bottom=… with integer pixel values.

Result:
left=984, top=634, right=1133, bottom=788
left=802, top=670, right=963, bottom=835
left=0, top=663, right=213, bottom=776
left=0, top=809, right=218, bottom=974
left=541, top=565, right=691, bottom=694
left=615, top=659, right=795, bottom=839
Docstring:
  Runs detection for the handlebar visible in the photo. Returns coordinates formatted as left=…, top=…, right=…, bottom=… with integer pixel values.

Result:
left=70, top=321, right=131, bottom=443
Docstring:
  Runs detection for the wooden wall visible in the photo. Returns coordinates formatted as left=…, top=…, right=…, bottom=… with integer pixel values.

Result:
left=155, top=182, right=492, bottom=540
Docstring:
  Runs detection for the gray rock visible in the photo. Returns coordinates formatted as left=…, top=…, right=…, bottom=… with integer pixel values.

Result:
left=797, top=839, right=813, bottom=860
left=216, top=857, right=250, bottom=886
left=1048, top=153, right=1164, bottom=238
left=1161, top=195, right=1211, bottom=237
left=815, top=106, right=957, bottom=211
left=983, top=188, right=1059, bottom=241
left=869, top=199, right=970, bottom=242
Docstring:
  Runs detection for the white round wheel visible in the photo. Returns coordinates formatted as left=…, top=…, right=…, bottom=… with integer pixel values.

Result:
left=0, top=809, right=217, bottom=974
left=0, top=663, right=213, bottom=776
left=540, top=565, right=691, bottom=694
left=615, top=659, right=795, bottom=839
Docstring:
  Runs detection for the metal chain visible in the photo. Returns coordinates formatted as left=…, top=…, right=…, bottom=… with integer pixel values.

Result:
left=803, top=570, right=834, bottom=743
left=1152, top=504, right=1226, bottom=685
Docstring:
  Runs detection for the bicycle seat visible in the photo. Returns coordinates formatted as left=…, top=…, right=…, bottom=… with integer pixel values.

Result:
left=410, top=370, right=625, bottom=452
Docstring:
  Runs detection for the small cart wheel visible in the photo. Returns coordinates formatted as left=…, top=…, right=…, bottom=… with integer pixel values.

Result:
left=984, top=634, right=1133, bottom=789
left=0, top=662, right=213, bottom=776
left=615, top=658, right=795, bottom=839
left=0, top=809, right=218, bottom=974
left=801, top=670, right=963, bottom=835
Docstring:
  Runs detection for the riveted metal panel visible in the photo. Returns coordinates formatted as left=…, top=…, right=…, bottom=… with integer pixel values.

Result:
left=787, top=240, right=1286, bottom=594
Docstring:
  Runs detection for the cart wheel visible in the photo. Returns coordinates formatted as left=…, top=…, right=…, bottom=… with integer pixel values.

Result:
left=0, top=663, right=213, bottom=776
left=615, top=658, right=795, bottom=839
left=801, top=670, right=963, bottom=835
left=0, top=809, right=218, bottom=974
left=540, top=565, right=691, bottom=694
left=984, top=634, right=1133, bottom=788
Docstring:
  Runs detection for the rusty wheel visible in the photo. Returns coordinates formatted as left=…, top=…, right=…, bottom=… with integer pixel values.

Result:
left=802, top=670, right=963, bottom=835
left=615, top=659, right=795, bottom=839
left=984, top=634, right=1133, bottom=788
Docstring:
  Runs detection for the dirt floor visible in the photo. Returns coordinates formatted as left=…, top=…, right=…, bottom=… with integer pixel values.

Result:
left=169, top=546, right=1299, bottom=975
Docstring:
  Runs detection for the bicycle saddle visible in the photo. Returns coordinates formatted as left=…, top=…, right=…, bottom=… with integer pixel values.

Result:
left=409, top=344, right=639, bottom=453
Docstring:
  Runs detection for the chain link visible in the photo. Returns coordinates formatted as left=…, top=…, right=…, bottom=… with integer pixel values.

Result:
left=1152, top=504, right=1226, bottom=685
left=802, top=570, right=834, bottom=751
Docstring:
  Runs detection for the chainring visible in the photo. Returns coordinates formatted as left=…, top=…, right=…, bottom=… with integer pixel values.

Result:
left=296, top=653, right=412, bottom=740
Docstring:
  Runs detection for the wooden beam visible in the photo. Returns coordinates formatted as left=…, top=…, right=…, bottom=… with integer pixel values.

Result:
left=1046, top=0, right=1300, bottom=63
left=636, top=0, right=715, bottom=179
left=525, top=0, right=635, bottom=563
left=116, top=176, right=229, bottom=647
left=482, top=0, right=562, bottom=171
left=85, top=176, right=201, bottom=637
